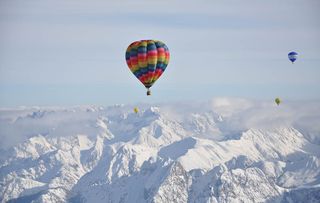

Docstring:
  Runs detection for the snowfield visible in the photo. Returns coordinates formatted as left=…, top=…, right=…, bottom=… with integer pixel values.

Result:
left=0, top=98, right=319, bottom=203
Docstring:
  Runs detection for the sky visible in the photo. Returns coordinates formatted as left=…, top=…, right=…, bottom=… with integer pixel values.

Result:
left=0, top=0, right=320, bottom=107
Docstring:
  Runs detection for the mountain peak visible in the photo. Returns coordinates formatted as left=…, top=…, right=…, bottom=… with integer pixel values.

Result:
left=1, top=101, right=320, bottom=202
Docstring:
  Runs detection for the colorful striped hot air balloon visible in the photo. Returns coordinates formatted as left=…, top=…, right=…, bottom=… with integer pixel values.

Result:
left=125, top=40, right=170, bottom=95
left=288, top=52, right=298, bottom=63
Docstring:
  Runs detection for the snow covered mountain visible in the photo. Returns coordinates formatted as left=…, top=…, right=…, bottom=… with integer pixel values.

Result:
left=0, top=98, right=320, bottom=203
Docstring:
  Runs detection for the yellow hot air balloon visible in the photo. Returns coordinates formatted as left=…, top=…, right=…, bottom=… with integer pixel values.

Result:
left=134, top=107, right=139, bottom=114
left=275, top=98, right=281, bottom=106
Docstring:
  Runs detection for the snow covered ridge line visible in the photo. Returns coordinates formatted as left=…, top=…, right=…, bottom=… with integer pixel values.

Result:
left=0, top=98, right=320, bottom=202
left=1, top=127, right=320, bottom=202
left=1, top=98, right=320, bottom=149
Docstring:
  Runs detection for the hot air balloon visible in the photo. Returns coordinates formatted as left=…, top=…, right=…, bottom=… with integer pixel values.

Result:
left=275, top=98, right=281, bottom=106
left=288, top=52, right=298, bottom=63
left=125, top=40, right=170, bottom=96
left=134, top=107, right=139, bottom=114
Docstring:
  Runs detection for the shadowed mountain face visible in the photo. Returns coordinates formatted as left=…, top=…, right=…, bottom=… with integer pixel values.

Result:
left=1, top=99, right=320, bottom=203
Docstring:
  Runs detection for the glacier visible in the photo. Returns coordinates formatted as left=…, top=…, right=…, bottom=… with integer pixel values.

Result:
left=0, top=98, right=320, bottom=203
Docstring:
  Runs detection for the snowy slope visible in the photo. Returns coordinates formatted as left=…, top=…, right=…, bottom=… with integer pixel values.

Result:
left=0, top=99, right=320, bottom=203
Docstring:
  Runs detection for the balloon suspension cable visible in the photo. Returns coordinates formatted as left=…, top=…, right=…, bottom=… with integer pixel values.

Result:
left=147, top=88, right=151, bottom=96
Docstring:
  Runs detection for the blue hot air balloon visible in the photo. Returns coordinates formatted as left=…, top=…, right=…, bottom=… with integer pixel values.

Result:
left=288, top=52, right=298, bottom=63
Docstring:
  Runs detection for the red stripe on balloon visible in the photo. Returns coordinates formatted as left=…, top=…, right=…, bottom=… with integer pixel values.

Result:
left=130, top=57, right=138, bottom=65
left=126, top=59, right=131, bottom=67
left=147, top=51, right=157, bottom=57
left=139, top=75, right=147, bottom=84
left=157, top=48, right=165, bottom=53
left=147, top=72, right=154, bottom=83
left=148, top=50, right=157, bottom=54
left=138, top=53, right=147, bottom=57
left=138, top=54, right=147, bottom=62
left=156, top=69, right=163, bottom=78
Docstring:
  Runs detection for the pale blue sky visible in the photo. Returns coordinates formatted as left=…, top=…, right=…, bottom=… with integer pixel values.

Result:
left=0, top=0, right=320, bottom=106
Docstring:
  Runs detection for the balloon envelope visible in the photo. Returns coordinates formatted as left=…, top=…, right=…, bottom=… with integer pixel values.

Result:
left=288, top=52, right=298, bottom=63
left=275, top=98, right=281, bottom=106
left=125, top=40, right=170, bottom=92
left=134, top=107, right=139, bottom=114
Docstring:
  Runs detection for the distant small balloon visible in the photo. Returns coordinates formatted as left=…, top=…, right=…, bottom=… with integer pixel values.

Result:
left=275, top=98, right=281, bottom=106
left=134, top=107, right=139, bottom=114
left=288, top=52, right=298, bottom=63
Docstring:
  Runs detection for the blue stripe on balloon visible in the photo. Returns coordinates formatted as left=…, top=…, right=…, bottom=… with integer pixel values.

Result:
left=130, top=48, right=138, bottom=58
left=148, top=64, right=156, bottom=72
left=125, top=51, right=130, bottom=60
left=138, top=46, right=147, bottom=54
left=147, top=42, right=156, bottom=51
left=155, top=41, right=164, bottom=49
left=288, top=52, right=298, bottom=55
left=134, top=67, right=150, bottom=78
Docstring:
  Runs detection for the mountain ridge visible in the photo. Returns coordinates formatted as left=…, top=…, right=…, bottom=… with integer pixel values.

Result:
left=0, top=100, right=319, bottom=202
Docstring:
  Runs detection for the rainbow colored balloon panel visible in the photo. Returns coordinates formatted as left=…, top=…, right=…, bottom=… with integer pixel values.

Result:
left=125, top=40, right=170, bottom=89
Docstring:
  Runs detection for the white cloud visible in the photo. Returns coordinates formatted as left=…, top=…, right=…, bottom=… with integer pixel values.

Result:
left=0, top=98, right=320, bottom=150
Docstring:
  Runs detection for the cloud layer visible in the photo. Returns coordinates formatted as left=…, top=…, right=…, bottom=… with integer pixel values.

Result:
left=1, top=98, right=319, bottom=150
